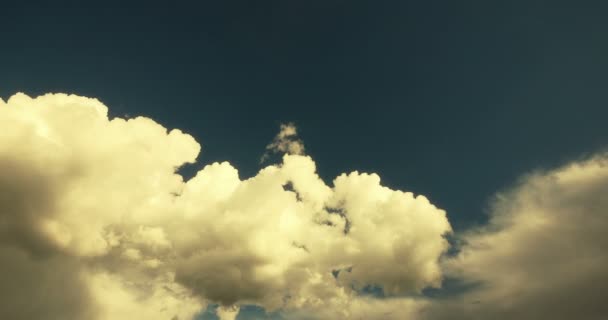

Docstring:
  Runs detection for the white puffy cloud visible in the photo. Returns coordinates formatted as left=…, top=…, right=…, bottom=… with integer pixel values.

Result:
left=0, top=93, right=452, bottom=319
left=0, top=93, right=203, bottom=320
left=86, top=272, right=202, bottom=320
left=284, top=153, right=608, bottom=320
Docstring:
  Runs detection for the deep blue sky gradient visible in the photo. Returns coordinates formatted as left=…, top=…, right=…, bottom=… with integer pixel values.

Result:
left=4, top=1, right=606, bottom=231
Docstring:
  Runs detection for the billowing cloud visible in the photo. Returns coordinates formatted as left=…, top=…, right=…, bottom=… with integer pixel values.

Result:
left=421, top=154, right=608, bottom=320
left=0, top=93, right=452, bottom=319
left=6, top=92, right=605, bottom=320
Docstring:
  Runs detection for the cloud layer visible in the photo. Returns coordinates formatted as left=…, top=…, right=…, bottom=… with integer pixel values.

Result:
left=0, top=93, right=452, bottom=319
left=2, top=92, right=607, bottom=320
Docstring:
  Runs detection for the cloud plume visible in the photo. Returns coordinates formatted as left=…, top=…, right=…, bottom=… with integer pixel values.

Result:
left=421, top=154, right=608, bottom=320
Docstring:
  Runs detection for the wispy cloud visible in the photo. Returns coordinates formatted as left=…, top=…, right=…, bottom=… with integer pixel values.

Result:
left=261, top=123, right=305, bottom=163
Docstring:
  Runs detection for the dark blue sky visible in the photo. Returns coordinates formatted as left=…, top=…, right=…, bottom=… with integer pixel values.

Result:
left=2, top=0, right=607, bottom=236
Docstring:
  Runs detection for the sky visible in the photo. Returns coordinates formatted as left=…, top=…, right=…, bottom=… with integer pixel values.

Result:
left=1, top=1, right=607, bottom=320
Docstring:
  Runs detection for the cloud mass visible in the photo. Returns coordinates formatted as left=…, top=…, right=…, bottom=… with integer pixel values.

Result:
left=1, top=93, right=607, bottom=320
left=261, top=122, right=305, bottom=163
left=0, top=93, right=452, bottom=319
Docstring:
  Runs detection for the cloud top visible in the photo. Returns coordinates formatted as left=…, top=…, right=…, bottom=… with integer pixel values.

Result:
left=421, top=154, right=608, bottom=320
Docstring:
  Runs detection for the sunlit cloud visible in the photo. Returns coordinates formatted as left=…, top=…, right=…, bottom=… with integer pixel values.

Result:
left=2, top=93, right=607, bottom=320
left=0, top=93, right=451, bottom=319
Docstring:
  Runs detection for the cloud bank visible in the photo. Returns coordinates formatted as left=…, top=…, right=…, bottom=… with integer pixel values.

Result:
left=261, top=122, right=305, bottom=163
left=0, top=93, right=451, bottom=319
left=2, top=93, right=607, bottom=319
left=421, top=154, right=608, bottom=320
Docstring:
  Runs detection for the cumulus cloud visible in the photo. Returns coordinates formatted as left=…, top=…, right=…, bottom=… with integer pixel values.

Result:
left=0, top=93, right=452, bottom=320
left=421, top=154, right=608, bottom=320
left=0, top=93, right=203, bottom=320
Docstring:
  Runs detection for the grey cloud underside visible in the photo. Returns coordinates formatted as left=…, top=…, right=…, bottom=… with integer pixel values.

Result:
left=0, top=158, right=97, bottom=320
left=0, top=246, right=97, bottom=320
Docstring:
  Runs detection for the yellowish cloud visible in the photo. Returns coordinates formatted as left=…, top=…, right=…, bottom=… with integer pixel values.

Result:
left=4, top=92, right=607, bottom=320
left=422, top=155, right=608, bottom=320
left=261, top=122, right=305, bottom=163
left=0, top=93, right=452, bottom=319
